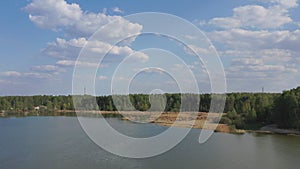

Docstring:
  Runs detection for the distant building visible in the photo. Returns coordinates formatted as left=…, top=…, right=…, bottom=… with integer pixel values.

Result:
left=34, top=106, right=47, bottom=110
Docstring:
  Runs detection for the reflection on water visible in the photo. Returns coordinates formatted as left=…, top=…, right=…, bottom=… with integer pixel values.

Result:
left=0, top=111, right=123, bottom=118
left=0, top=117, right=299, bottom=169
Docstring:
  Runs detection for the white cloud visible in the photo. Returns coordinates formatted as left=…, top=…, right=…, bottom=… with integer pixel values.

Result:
left=1, top=71, right=21, bottom=77
left=127, top=52, right=149, bottom=63
left=209, top=5, right=293, bottom=29
left=216, top=44, right=299, bottom=91
left=0, top=71, right=52, bottom=79
left=207, top=0, right=298, bottom=29
left=226, top=64, right=297, bottom=80
left=88, top=40, right=132, bottom=55
left=209, top=17, right=241, bottom=29
left=43, top=38, right=84, bottom=59
left=250, top=65, right=295, bottom=72
left=209, top=28, right=300, bottom=91
left=21, top=0, right=146, bottom=89
left=198, top=0, right=300, bottom=92
left=24, top=0, right=82, bottom=30
left=56, top=60, right=98, bottom=68
left=259, top=49, right=293, bottom=62
left=45, top=37, right=149, bottom=62
left=232, top=58, right=264, bottom=66
left=226, top=55, right=298, bottom=81
left=259, top=0, right=298, bottom=8
left=112, top=7, right=124, bottom=14
left=209, top=29, right=300, bottom=50
left=56, top=60, right=110, bottom=69
left=142, top=67, right=165, bottom=74
left=21, top=0, right=299, bottom=93
left=31, top=65, right=65, bottom=74
left=221, top=49, right=293, bottom=62
left=208, top=27, right=300, bottom=89
left=56, top=60, right=77, bottom=66
left=24, top=0, right=142, bottom=41
left=277, top=30, right=300, bottom=52
left=89, top=18, right=142, bottom=44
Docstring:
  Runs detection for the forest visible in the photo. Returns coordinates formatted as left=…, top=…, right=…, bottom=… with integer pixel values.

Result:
left=0, top=86, right=299, bottom=130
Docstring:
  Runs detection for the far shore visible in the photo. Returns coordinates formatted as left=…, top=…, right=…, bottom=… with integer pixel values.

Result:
left=1, top=110, right=299, bottom=136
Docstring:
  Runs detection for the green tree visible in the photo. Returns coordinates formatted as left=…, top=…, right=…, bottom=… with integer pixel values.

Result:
left=246, top=108, right=257, bottom=122
left=0, top=99, right=11, bottom=110
left=274, top=91, right=299, bottom=129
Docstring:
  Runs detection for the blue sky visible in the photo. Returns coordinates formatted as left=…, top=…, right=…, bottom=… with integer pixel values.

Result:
left=0, top=0, right=300, bottom=95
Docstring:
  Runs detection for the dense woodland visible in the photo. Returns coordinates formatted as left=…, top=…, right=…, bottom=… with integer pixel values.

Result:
left=0, top=86, right=300, bottom=130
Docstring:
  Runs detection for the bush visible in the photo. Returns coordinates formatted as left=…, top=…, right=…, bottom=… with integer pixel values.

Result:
left=233, top=116, right=245, bottom=129
left=220, top=116, right=232, bottom=125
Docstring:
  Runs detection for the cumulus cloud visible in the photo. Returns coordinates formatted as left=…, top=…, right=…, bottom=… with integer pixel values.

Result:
left=22, top=0, right=147, bottom=86
left=24, top=0, right=142, bottom=40
left=44, top=37, right=148, bottom=62
left=207, top=0, right=298, bottom=29
left=209, top=5, right=293, bottom=29
left=24, top=0, right=81, bottom=30
left=43, top=38, right=84, bottom=59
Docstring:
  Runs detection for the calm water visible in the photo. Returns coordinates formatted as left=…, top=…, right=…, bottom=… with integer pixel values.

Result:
left=0, top=117, right=300, bottom=169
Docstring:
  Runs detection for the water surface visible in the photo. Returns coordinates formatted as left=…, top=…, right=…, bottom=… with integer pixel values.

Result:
left=0, top=117, right=299, bottom=169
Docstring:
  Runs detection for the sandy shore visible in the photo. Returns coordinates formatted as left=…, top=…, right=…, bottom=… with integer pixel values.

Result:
left=99, top=111, right=239, bottom=133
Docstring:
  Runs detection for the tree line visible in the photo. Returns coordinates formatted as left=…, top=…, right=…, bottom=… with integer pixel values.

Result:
left=0, top=86, right=299, bottom=130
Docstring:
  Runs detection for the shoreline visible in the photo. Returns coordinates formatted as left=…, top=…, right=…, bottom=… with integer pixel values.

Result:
left=1, top=110, right=299, bottom=136
left=257, top=124, right=300, bottom=136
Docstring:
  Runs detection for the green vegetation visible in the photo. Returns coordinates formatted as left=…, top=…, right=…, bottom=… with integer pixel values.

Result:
left=273, top=87, right=300, bottom=129
left=1, top=86, right=300, bottom=130
left=0, top=95, right=74, bottom=112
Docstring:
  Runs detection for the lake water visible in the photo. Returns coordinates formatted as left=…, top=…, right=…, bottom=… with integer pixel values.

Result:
left=0, top=116, right=300, bottom=169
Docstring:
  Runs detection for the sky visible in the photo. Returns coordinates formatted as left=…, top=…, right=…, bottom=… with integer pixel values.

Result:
left=0, top=0, right=300, bottom=95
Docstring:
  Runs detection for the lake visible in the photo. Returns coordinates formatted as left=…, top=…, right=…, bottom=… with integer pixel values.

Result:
left=0, top=116, right=300, bottom=169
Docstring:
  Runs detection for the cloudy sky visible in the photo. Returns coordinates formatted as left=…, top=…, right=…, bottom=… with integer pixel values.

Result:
left=0, top=0, right=299, bottom=95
